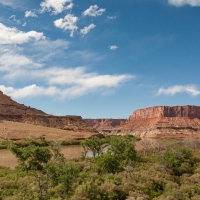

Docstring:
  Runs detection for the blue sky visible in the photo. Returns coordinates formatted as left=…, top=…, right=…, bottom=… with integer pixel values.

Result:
left=0, top=0, right=200, bottom=118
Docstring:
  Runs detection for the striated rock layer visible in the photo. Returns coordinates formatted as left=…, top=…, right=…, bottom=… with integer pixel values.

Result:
left=84, top=118, right=127, bottom=133
left=0, top=91, right=98, bottom=140
left=92, top=106, right=200, bottom=138
left=129, top=105, right=200, bottom=120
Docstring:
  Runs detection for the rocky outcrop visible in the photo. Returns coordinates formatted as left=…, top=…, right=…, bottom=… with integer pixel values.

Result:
left=0, top=91, right=45, bottom=115
left=0, top=91, right=98, bottom=140
left=129, top=105, right=200, bottom=120
left=97, top=106, right=200, bottom=138
left=84, top=119, right=127, bottom=130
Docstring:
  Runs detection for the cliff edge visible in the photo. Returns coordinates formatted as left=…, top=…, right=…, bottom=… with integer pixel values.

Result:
left=114, top=105, right=200, bottom=138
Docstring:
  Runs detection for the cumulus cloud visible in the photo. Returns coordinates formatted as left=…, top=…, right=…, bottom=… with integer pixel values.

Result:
left=157, top=85, right=200, bottom=96
left=40, top=0, right=73, bottom=15
left=82, top=5, right=106, bottom=17
left=80, top=24, right=96, bottom=35
left=54, top=14, right=78, bottom=37
left=168, top=0, right=200, bottom=7
left=0, top=23, right=45, bottom=44
left=109, top=45, right=118, bottom=50
left=25, top=11, right=38, bottom=18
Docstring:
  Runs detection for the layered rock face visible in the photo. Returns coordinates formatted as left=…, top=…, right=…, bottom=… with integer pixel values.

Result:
left=129, top=106, right=200, bottom=120
left=84, top=119, right=127, bottom=133
left=0, top=91, right=98, bottom=140
left=100, top=106, right=200, bottom=138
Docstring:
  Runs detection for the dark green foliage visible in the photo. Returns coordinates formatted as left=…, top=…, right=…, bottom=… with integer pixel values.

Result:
left=81, top=136, right=106, bottom=157
left=10, top=144, right=52, bottom=171
left=95, top=153, right=121, bottom=173
left=95, top=136, right=137, bottom=173
left=162, top=147, right=194, bottom=176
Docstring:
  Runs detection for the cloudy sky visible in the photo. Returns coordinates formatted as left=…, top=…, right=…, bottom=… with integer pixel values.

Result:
left=0, top=0, right=200, bottom=118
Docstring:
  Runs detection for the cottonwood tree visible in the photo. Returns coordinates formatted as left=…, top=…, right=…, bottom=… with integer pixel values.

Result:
left=81, top=136, right=107, bottom=158
left=10, top=140, right=79, bottom=199
left=95, top=136, right=137, bottom=173
left=10, top=144, right=52, bottom=199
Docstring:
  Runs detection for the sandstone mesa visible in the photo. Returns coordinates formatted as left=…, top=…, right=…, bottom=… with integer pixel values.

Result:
left=84, top=105, right=200, bottom=138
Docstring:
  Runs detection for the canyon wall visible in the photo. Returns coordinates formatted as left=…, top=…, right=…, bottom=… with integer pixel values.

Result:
left=129, top=105, right=200, bottom=120
left=86, top=106, right=200, bottom=138
left=84, top=119, right=127, bottom=130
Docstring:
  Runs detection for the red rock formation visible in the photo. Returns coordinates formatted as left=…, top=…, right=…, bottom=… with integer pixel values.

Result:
left=0, top=91, right=97, bottom=138
left=97, top=106, right=200, bottom=138
left=84, top=119, right=127, bottom=130
left=0, top=91, right=45, bottom=115
left=129, top=105, right=200, bottom=120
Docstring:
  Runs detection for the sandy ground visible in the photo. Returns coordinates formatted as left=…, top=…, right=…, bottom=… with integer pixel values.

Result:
left=0, top=120, right=97, bottom=141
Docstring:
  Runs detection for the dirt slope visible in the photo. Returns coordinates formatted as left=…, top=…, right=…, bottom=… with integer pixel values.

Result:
left=0, top=120, right=100, bottom=141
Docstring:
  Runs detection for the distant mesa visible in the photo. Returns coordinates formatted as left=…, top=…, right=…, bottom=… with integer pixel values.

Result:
left=84, top=105, right=200, bottom=138
left=129, top=105, right=200, bottom=120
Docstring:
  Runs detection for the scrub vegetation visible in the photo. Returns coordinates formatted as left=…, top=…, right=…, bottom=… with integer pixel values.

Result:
left=0, top=136, right=200, bottom=200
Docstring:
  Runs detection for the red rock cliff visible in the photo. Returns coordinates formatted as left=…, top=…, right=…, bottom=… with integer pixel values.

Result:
left=103, top=106, right=200, bottom=138
left=129, top=105, right=200, bottom=121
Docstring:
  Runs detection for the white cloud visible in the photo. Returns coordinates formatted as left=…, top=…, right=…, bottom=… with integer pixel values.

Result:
left=0, top=52, right=43, bottom=72
left=0, top=51, right=134, bottom=99
left=22, top=22, right=27, bottom=26
left=54, top=14, right=78, bottom=37
left=25, top=11, right=38, bottom=18
left=0, top=23, right=45, bottom=44
left=157, top=85, right=200, bottom=96
left=168, top=0, right=200, bottom=6
left=65, top=2, right=73, bottom=10
left=0, top=84, right=59, bottom=98
left=40, top=0, right=73, bottom=15
left=82, top=5, right=106, bottom=17
left=0, top=0, right=26, bottom=9
left=10, top=15, right=21, bottom=24
left=80, top=24, right=96, bottom=35
left=109, top=45, right=118, bottom=50
left=107, top=16, right=116, bottom=19
left=0, top=0, right=12, bottom=6
left=0, top=71, right=133, bottom=99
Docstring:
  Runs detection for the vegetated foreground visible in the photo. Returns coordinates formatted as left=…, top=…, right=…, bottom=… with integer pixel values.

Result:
left=0, top=120, right=100, bottom=142
left=1, top=136, right=200, bottom=199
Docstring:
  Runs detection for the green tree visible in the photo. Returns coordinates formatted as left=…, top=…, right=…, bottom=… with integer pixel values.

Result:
left=108, top=136, right=137, bottom=161
left=95, top=136, right=137, bottom=173
left=10, top=144, right=52, bottom=171
left=10, top=143, right=53, bottom=199
left=162, top=147, right=194, bottom=176
left=81, top=136, right=106, bottom=158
